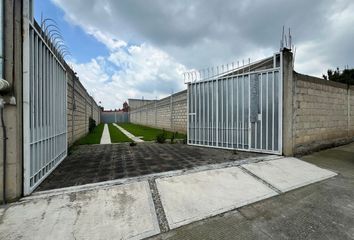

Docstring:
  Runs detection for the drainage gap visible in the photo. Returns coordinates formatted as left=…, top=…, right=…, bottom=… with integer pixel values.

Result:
left=148, top=178, right=170, bottom=233
left=239, top=166, right=282, bottom=194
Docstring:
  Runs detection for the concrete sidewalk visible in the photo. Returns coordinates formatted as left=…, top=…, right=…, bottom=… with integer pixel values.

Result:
left=113, top=123, right=144, bottom=142
left=100, top=123, right=111, bottom=144
left=151, top=143, right=354, bottom=240
left=0, top=152, right=339, bottom=240
left=0, top=181, right=160, bottom=240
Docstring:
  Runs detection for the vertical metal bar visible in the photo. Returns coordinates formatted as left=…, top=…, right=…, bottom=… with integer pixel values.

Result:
left=221, top=79, right=223, bottom=147
left=65, top=71, right=68, bottom=156
left=30, top=30, right=34, bottom=143
left=200, top=83, right=203, bottom=144
left=42, top=42, right=45, bottom=174
left=203, top=82, right=206, bottom=145
left=272, top=71, right=275, bottom=151
left=44, top=47, right=48, bottom=170
left=35, top=35, right=38, bottom=143
left=187, top=84, right=190, bottom=144
left=231, top=77, right=234, bottom=148
left=248, top=74, right=251, bottom=150
left=255, top=121, right=258, bottom=149
left=23, top=2, right=32, bottom=194
left=226, top=78, right=229, bottom=148
left=199, top=83, right=201, bottom=144
left=54, top=61, right=57, bottom=161
left=207, top=81, right=209, bottom=145
left=191, top=83, right=197, bottom=144
left=216, top=78, right=219, bottom=146
left=260, top=73, right=263, bottom=150
left=211, top=80, right=214, bottom=145
left=38, top=38, right=42, bottom=175
left=266, top=72, right=269, bottom=150
left=242, top=76, right=245, bottom=149
left=50, top=52, right=53, bottom=165
left=236, top=76, right=239, bottom=148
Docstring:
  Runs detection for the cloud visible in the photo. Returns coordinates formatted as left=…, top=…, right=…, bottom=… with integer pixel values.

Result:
left=53, top=0, right=354, bottom=108
left=69, top=41, right=186, bottom=109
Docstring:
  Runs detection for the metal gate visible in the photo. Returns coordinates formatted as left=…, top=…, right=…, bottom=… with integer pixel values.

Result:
left=187, top=53, right=282, bottom=154
left=23, top=10, right=67, bottom=194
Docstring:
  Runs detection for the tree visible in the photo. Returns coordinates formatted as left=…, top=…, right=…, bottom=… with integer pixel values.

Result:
left=123, top=101, right=129, bottom=112
left=323, top=67, right=354, bottom=85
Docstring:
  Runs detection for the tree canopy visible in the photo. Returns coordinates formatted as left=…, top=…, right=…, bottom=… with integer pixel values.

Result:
left=323, top=68, right=354, bottom=85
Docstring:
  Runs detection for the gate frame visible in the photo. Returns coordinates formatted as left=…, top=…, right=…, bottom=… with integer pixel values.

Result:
left=23, top=0, right=68, bottom=195
left=186, top=52, right=283, bottom=155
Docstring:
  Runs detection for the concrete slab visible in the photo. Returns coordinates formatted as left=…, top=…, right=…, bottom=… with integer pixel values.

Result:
left=0, top=181, right=160, bottom=240
left=100, top=123, right=111, bottom=144
left=156, top=167, right=278, bottom=229
left=114, top=123, right=144, bottom=142
left=243, top=157, right=337, bottom=193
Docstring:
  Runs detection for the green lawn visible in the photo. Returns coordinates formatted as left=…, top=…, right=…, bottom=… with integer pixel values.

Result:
left=76, top=123, right=104, bottom=145
left=108, top=123, right=131, bottom=143
left=117, top=123, right=186, bottom=141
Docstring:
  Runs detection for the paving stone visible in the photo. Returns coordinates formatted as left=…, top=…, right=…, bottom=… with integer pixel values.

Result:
left=37, top=143, right=262, bottom=191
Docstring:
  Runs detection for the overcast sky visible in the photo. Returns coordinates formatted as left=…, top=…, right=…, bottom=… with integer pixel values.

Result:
left=36, top=0, right=354, bottom=109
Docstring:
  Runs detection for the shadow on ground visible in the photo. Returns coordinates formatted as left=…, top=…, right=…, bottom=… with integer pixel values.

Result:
left=37, top=143, right=262, bottom=191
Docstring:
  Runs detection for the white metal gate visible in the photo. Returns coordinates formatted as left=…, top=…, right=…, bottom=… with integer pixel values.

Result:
left=187, top=54, right=282, bottom=154
left=23, top=11, right=67, bottom=194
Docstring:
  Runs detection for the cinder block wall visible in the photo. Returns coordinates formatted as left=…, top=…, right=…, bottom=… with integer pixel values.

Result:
left=66, top=67, right=101, bottom=146
left=129, top=90, right=187, bottom=133
left=292, top=73, right=353, bottom=154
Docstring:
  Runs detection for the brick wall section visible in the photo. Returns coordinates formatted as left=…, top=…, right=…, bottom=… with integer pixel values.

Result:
left=129, top=90, right=187, bottom=133
left=66, top=67, right=101, bottom=146
left=293, top=73, right=353, bottom=154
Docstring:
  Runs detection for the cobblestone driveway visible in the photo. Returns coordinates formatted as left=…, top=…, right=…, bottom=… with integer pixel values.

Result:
left=37, top=143, right=262, bottom=191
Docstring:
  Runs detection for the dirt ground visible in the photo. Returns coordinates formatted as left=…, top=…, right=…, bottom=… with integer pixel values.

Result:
left=36, top=142, right=263, bottom=191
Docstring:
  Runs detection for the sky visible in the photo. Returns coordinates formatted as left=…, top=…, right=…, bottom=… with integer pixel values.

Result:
left=35, top=0, right=354, bottom=110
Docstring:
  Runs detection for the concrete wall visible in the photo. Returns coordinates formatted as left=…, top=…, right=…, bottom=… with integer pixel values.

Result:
left=0, top=0, right=23, bottom=202
left=128, top=99, right=156, bottom=111
left=282, top=50, right=354, bottom=155
left=129, top=90, right=187, bottom=133
left=66, top=67, right=101, bottom=146
left=101, top=111, right=129, bottom=123
left=292, top=73, right=353, bottom=154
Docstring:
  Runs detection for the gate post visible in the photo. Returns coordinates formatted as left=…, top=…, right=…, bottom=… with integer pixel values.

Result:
left=23, top=0, right=31, bottom=197
left=282, top=49, right=295, bottom=156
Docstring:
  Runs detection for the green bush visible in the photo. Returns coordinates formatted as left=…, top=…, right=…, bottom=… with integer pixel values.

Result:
left=89, top=117, right=96, bottom=133
left=183, top=135, right=187, bottom=144
left=156, top=130, right=167, bottom=144
left=170, top=132, right=178, bottom=144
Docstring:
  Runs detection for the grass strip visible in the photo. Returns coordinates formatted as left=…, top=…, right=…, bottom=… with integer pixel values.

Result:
left=117, top=123, right=186, bottom=141
left=76, top=123, right=104, bottom=145
left=108, top=123, right=131, bottom=143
